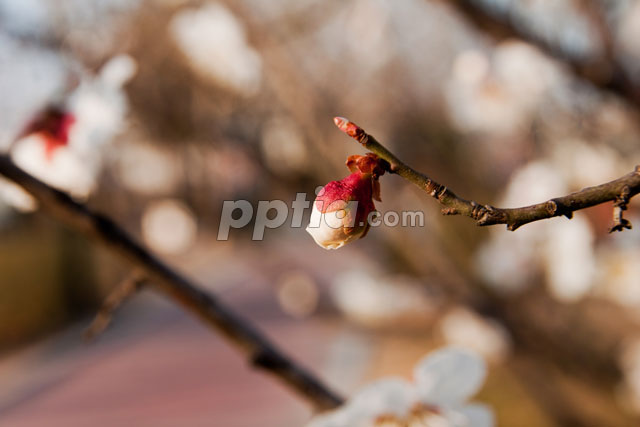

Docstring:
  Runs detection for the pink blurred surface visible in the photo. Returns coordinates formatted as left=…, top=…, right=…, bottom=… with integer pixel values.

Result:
left=0, top=294, right=345, bottom=427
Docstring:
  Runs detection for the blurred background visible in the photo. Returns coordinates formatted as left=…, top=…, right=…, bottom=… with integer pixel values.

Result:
left=1, top=0, right=640, bottom=426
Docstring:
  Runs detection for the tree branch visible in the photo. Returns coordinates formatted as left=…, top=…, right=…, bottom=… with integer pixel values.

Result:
left=334, top=117, right=640, bottom=231
left=0, top=154, right=343, bottom=411
left=84, top=269, right=147, bottom=341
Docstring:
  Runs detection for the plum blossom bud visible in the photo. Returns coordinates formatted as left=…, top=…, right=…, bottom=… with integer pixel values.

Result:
left=18, top=106, right=76, bottom=160
left=306, top=153, right=386, bottom=249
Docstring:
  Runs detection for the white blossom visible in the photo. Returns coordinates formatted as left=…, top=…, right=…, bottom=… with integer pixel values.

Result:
left=307, top=347, right=493, bottom=427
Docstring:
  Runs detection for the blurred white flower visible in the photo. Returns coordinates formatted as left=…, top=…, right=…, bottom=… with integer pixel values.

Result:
left=475, top=161, right=566, bottom=293
left=170, top=2, right=262, bottom=95
left=331, top=270, right=437, bottom=328
left=439, top=308, right=511, bottom=363
left=453, top=50, right=489, bottom=86
left=474, top=229, right=539, bottom=294
left=492, top=41, right=561, bottom=109
left=0, top=0, right=140, bottom=42
left=617, top=1, right=640, bottom=83
left=543, top=213, right=595, bottom=302
left=0, top=176, right=37, bottom=213
left=67, top=54, right=136, bottom=155
left=260, top=116, right=309, bottom=176
left=116, top=142, right=181, bottom=195
left=414, top=348, right=486, bottom=408
left=445, top=74, right=522, bottom=136
left=594, top=243, right=640, bottom=308
left=0, top=29, right=70, bottom=215
left=276, top=270, right=319, bottom=318
left=0, top=32, right=68, bottom=149
left=413, top=348, right=493, bottom=427
left=446, top=41, right=561, bottom=136
left=550, top=139, right=622, bottom=190
left=502, top=160, right=568, bottom=209
left=349, top=378, right=417, bottom=422
left=11, top=135, right=96, bottom=200
left=8, top=54, right=136, bottom=200
left=141, top=199, right=198, bottom=255
left=308, top=347, right=493, bottom=427
left=476, top=155, right=600, bottom=302
left=0, top=0, right=52, bottom=38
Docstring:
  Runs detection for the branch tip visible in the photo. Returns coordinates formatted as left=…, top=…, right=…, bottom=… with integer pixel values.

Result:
left=333, top=116, right=348, bottom=128
left=333, top=116, right=366, bottom=142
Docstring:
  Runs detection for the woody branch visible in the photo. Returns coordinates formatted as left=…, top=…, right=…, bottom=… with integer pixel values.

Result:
left=334, top=117, right=640, bottom=232
left=0, top=153, right=343, bottom=412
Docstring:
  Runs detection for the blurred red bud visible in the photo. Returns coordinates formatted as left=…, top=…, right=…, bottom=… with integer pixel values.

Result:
left=19, top=107, right=76, bottom=160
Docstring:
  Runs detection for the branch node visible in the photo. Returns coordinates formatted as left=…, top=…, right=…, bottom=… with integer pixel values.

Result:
left=378, top=158, right=392, bottom=173
left=609, top=186, right=633, bottom=233
left=549, top=200, right=574, bottom=219
left=436, top=185, right=448, bottom=199
left=429, top=184, right=439, bottom=197
left=441, top=207, right=458, bottom=216
left=475, top=205, right=499, bottom=225
left=545, top=200, right=558, bottom=215
left=470, top=202, right=489, bottom=221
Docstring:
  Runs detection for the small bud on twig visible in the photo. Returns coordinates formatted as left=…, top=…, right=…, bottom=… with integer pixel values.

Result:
left=331, top=117, right=640, bottom=232
left=333, top=117, right=366, bottom=142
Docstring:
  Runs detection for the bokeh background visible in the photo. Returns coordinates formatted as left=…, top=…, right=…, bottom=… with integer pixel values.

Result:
left=1, top=0, right=640, bottom=426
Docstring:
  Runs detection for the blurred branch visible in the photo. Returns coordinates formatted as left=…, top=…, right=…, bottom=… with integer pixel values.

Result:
left=84, top=269, right=147, bottom=341
left=0, top=154, right=343, bottom=412
left=447, top=0, right=640, bottom=108
left=334, top=117, right=640, bottom=231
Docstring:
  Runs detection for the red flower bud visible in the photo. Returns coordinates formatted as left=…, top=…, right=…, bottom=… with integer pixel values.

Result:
left=307, top=153, right=386, bottom=249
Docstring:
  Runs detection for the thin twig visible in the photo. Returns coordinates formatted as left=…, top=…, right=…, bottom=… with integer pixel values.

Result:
left=334, top=117, right=640, bottom=231
left=84, top=269, right=147, bottom=341
left=0, top=154, right=343, bottom=411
